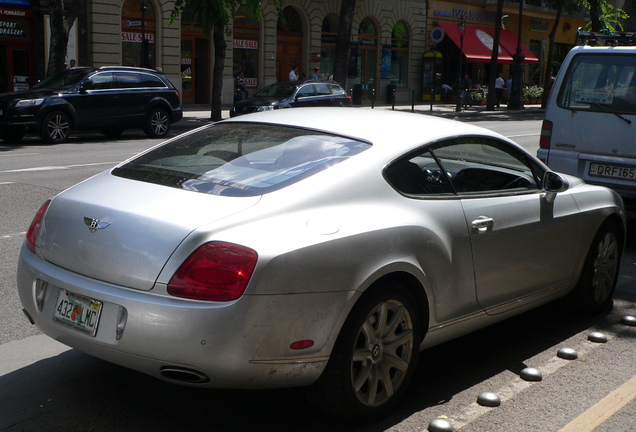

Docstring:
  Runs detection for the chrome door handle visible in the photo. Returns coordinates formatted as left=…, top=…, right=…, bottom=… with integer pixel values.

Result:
left=471, top=216, right=495, bottom=232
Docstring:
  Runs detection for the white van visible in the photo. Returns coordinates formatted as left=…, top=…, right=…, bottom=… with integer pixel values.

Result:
left=538, top=45, right=636, bottom=208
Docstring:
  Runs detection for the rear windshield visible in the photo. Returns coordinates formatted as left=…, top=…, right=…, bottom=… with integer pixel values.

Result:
left=557, top=53, right=636, bottom=114
left=112, top=123, right=370, bottom=197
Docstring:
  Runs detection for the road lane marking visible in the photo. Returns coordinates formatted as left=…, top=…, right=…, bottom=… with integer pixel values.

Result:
left=0, top=161, right=119, bottom=173
left=558, top=374, right=636, bottom=432
left=2, top=232, right=26, bottom=239
left=0, top=152, right=39, bottom=158
left=508, top=133, right=540, bottom=138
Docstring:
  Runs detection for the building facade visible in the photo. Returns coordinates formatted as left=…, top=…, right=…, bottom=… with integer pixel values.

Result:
left=1, top=0, right=590, bottom=105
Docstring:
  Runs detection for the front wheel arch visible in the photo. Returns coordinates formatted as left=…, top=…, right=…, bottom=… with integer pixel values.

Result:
left=566, top=217, right=624, bottom=314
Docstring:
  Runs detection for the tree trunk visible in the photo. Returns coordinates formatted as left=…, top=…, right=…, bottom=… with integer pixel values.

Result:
left=541, top=0, right=563, bottom=108
left=210, top=26, right=227, bottom=121
left=45, top=0, right=82, bottom=76
left=486, top=0, right=505, bottom=110
left=588, top=0, right=602, bottom=32
left=333, top=0, right=356, bottom=86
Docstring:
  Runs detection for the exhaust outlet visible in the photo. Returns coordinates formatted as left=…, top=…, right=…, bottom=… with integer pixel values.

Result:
left=160, top=366, right=210, bottom=384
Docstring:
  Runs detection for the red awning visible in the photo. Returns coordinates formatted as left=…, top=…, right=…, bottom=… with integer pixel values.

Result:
left=437, top=22, right=539, bottom=64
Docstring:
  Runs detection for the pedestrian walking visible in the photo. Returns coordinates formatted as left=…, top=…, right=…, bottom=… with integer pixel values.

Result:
left=495, top=73, right=505, bottom=107
left=311, top=68, right=319, bottom=79
left=234, top=71, right=248, bottom=100
left=289, top=65, right=299, bottom=81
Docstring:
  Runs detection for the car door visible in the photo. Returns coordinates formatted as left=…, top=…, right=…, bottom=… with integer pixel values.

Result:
left=293, top=84, right=324, bottom=108
left=71, top=72, right=117, bottom=128
left=384, top=151, right=479, bottom=325
left=113, top=72, right=149, bottom=125
left=431, top=137, right=581, bottom=315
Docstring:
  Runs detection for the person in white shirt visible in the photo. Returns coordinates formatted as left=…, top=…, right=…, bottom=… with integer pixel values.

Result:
left=289, top=65, right=299, bottom=81
left=495, top=73, right=505, bottom=107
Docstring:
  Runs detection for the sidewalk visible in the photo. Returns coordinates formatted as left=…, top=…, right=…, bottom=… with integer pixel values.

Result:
left=176, top=102, right=544, bottom=130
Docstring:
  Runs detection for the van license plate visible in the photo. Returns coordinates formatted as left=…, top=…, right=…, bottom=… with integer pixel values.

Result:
left=589, top=163, right=636, bottom=181
left=53, top=290, right=102, bottom=337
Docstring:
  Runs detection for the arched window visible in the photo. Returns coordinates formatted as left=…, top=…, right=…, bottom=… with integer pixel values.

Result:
left=391, top=21, right=409, bottom=86
left=121, top=0, right=156, bottom=68
left=358, top=18, right=378, bottom=94
left=320, top=14, right=339, bottom=79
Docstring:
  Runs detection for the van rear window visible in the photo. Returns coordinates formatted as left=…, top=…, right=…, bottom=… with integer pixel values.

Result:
left=557, top=54, right=636, bottom=114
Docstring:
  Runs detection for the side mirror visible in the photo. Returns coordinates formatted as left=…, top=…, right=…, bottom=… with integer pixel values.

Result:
left=543, top=171, right=569, bottom=204
left=79, top=79, right=93, bottom=94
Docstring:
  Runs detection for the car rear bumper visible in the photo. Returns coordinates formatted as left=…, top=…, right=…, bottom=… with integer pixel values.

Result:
left=17, top=244, right=347, bottom=389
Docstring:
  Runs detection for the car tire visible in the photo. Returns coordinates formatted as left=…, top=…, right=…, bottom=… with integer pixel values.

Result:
left=306, top=281, right=421, bottom=422
left=0, top=128, right=25, bottom=143
left=40, top=111, right=71, bottom=144
left=144, top=107, right=170, bottom=138
left=567, top=220, right=622, bottom=314
left=101, top=128, right=124, bottom=139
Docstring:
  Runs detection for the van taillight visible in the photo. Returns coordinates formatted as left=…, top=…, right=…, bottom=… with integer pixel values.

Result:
left=540, top=120, right=553, bottom=149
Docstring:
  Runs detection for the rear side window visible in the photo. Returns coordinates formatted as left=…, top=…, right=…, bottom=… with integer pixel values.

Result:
left=112, top=123, right=370, bottom=197
left=114, top=72, right=143, bottom=88
left=142, top=73, right=167, bottom=88
left=328, top=84, right=346, bottom=95
left=557, top=53, right=636, bottom=114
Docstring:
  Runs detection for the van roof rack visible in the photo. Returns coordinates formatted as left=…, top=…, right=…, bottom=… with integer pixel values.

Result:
left=577, top=28, right=636, bottom=46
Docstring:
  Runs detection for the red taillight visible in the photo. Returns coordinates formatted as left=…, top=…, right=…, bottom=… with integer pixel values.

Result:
left=540, top=120, right=553, bottom=149
left=167, top=242, right=257, bottom=301
left=26, top=200, right=51, bottom=254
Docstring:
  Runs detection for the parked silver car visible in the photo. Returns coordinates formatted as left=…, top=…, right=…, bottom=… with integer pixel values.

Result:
left=18, top=108, right=625, bottom=421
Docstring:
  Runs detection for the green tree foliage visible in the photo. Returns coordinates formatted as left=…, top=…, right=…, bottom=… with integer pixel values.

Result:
left=578, top=0, right=629, bottom=32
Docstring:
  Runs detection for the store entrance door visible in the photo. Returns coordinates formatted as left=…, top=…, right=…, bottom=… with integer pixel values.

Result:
left=180, top=37, right=210, bottom=104
left=0, top=45, right=32, bottom=93
left=276, top=35, right=302, bottom=82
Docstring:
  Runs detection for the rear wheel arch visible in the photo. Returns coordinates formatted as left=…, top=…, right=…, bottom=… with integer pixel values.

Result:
left=369, top=272, right=430, bottom=340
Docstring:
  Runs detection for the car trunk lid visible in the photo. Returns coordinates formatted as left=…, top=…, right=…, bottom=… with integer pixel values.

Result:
left=37, top=172, right=260, bottom=291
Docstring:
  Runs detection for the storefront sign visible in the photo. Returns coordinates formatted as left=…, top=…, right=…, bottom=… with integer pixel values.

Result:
left=233, top=39, right=258, bottom=49
left=121, top=32, right=155, bottom=43
left=0, top=19, right=25, bottom=36
left=244, top=78, right=257, bottom=87
left=434, top=8, right=496, bottom=25
left=531, top=20, right=549, bottom=32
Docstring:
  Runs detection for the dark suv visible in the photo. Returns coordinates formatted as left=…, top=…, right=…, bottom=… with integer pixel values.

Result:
left=230, top=80, right=351, bottom=117
left=0, top=66, right=183, bottom=144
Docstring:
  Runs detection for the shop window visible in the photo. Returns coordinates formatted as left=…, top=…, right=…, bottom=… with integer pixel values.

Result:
left=233, top=7, right=260, bottom=88
left=121, top=0, right=156, bottom=68
left=391, top=21, right=409, bottom=87
left=320, top=14, right=339, bottom=80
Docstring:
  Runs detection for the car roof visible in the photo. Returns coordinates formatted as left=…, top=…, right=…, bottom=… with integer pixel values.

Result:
left=222, top=108, right=507, bottom=156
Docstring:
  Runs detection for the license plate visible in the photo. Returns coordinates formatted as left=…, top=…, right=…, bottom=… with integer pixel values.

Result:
left=589, top=163, right=636, bottom=181
left=54, top=290, right=103, bottom=337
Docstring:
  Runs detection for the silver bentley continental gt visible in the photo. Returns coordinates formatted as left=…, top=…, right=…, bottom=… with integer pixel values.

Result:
left=18, top=108, right=625, bottom=421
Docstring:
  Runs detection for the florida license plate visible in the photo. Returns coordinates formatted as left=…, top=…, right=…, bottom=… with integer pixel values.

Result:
left=589, top=163, right=636, bottom=181
left=54, top=290, right=103, bottom=337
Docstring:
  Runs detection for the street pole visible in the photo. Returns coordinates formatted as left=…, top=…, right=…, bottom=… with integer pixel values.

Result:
left=140, top=0, right=149, bottom=68
left=508, top=0, right=525, bottom=110
left=455, top=17, right=466, bottom=112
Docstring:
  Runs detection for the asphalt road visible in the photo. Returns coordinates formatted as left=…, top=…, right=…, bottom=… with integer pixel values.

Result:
left=1, top=112, right=635, bottom=431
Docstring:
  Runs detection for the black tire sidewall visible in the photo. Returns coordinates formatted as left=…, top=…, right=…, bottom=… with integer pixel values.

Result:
left=568, top=221, right=622, bottom=314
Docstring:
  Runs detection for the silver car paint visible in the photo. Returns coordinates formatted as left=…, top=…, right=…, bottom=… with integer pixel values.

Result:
left=17, top=108, right=625, bottom=389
